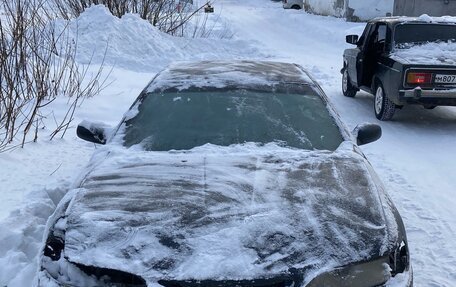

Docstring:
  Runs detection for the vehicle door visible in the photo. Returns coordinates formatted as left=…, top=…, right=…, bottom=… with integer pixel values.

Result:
left=358, top=22, right=387, bottom=87
left=349, top=23, right=374, bottom=87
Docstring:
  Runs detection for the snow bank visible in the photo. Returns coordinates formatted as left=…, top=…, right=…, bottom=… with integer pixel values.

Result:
left=0, top=185, right=70, bottom=286
left=60, top=5, right=263, bottom=72
left=391, top=41, right=456, bottom=66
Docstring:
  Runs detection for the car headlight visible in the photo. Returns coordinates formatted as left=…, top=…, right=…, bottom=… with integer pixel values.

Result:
left=306, top=256, right=390, bottom=287
left=307, top=241, right=410, bottom=287
left=40, top=218, right=147, bottom=287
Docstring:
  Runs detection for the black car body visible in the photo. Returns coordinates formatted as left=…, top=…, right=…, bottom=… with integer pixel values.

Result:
left=342, top=17, right=456, bottom=120
left=38, top=61, right=412, bottom=287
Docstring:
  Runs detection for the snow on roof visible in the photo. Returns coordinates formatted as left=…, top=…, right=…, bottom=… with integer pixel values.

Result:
left=145, top=61, right=315, bottom=92
left=416, top=14, right=456, bottom=23
left=373, top=14, right=456, bottom=24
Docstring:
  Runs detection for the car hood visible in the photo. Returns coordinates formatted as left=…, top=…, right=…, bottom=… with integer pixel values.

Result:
left=62, top=143, right=394, bottom=285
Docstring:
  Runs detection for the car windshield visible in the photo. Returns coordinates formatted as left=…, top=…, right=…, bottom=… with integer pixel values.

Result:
left=394, top=23, right=456, bottom=47
left=122, top=89, right=344, bottom=151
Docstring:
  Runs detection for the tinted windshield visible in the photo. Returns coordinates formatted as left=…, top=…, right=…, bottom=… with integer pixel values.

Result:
left=122, top=90, right=344, bottom=151
left=394, top=23, right=456, bottom=46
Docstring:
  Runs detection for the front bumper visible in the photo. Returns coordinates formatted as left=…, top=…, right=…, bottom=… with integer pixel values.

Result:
left=38, top=267, right=413, bottom=287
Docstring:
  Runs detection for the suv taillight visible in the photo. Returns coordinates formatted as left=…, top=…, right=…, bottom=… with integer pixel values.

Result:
left=407, top=72, right=432, bottom=84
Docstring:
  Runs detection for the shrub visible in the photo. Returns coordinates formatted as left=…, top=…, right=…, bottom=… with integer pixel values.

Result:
left=0, top=0, right=107, bottom=150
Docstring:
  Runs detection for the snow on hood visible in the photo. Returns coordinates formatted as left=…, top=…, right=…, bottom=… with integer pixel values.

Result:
left=61, top=143, right=393, bottom=285
left=391, top=41, right=456, bottom=66
left=55, top=5, right=264, bottom=72
left=145, top=60, right=314, bottom=92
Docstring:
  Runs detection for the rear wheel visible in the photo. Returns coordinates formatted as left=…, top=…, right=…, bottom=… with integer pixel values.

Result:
left=342, top=68, right=357, bottom=97
left=374, top=83, right=396, bottom=121
left=291, top=5, right=301, bottom=9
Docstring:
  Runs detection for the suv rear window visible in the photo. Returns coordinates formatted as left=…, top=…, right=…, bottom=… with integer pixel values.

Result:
left=394, top=23, right=456, bottom=45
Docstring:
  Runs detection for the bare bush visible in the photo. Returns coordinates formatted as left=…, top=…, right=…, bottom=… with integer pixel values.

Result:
left=50, top=0, right=211, bottom=36
left=0, top=0, right=107, bottom=151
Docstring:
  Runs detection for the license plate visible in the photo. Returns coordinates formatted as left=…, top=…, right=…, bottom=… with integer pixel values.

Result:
left=435, top=74, right=456, bottom=84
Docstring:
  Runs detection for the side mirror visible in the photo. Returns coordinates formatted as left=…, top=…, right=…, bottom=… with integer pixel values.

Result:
left=76, top=121, right=110, bottom=145
left=353, top=123, right=382, bottom=146
left=346, top=34, right=359, bottom=45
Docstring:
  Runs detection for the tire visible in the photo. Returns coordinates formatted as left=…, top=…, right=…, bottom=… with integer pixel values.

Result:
left=374, top=83, right=396, bottom=121
left=342, top=68, right=357, bottom=97
left=291, top=5, right=301, bottom=10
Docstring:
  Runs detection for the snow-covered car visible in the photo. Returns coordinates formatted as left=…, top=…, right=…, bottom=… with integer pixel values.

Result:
left=282, top=0, right=303, bottom=10
left=342, top=16, right=456, bottom=120
left=38, top=60, right=412, bottom=287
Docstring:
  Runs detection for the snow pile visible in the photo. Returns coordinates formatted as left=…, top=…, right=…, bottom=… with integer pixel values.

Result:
left=417, top=14, right=434, bottom=23
left=0, top=185, right=70, bottom=286
left=391, top=41, right=456, bottom=65
left=61, top=5, right=264, bottom=72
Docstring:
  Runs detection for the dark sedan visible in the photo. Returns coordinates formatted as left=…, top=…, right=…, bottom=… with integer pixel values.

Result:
left=38, top=60, right=412, bottom=287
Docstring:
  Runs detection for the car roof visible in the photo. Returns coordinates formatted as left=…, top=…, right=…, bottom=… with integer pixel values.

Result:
left=370, top=16, right=456, bottom=26
left=145, top=60, right=315, bottom=93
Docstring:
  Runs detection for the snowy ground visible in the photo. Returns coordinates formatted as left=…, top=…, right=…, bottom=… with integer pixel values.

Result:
left=1, top=0, right=455, bottom=286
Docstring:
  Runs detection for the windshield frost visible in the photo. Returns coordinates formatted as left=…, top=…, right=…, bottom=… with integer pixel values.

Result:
left=122, top=90, right=344, bottom=151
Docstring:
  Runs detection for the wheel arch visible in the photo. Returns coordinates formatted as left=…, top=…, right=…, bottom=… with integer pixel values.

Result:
left=372, top=74, right=382, bottom=92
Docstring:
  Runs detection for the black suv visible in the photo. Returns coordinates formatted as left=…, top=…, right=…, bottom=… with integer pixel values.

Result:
left=342, top=17, right=456, bottom=120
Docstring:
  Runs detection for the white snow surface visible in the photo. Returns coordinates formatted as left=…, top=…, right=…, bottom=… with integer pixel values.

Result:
left=1, top=0, right=456, bottom=286
left=391, top=41, right=456, bottom=66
